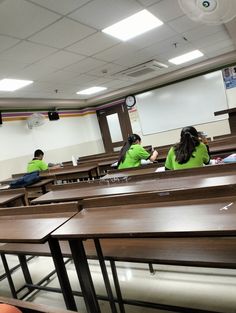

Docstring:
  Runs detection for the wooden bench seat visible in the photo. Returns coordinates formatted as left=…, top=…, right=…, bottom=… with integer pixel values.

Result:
left=0, top=188, right=28, bottom=207
left=0, top=296, right=77, bottom=313
left=1, top=236, right=236, bottom=268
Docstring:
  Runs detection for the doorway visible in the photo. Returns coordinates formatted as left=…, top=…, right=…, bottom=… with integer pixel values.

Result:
left=97, top=104, right=133, bottom=153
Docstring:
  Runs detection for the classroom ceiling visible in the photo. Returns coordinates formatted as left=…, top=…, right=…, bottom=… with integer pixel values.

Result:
left=0, top=0, right=236, bottom=109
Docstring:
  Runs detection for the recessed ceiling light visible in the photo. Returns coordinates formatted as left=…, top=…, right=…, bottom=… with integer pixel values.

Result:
left=0, top=79, right=33, bottom=91
left=76, top=86, right=107, bottom=95
left=168, top=50, right=204, bottom=65
left=102, top=9, right=163, bottom=41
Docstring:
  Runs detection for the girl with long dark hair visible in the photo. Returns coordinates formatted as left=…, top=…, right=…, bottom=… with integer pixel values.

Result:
left=118, top=134, right=158, bottom=169
left=165, top=126, right=210, bottom=170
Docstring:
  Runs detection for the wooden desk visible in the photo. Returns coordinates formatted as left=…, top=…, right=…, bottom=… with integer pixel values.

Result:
left=0, top=189, right=27, bottom=207
left=31, top=172, right=236, bottom=205
left=53, top=196, right=236, bottom=239
left=26, top=178, right=54, bottom=200
left=0, top=178, right=54, bottom=201
left=40, top=164, right=98, bottom=181
left=103, top=162, right=236, bottom=182
left=101, top=166, right=157, bottom=180
left=52, top=196, right=236, bottom=313
left=0, top=203, right=79, bottom=311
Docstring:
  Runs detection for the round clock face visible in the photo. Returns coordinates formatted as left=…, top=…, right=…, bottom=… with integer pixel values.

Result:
left=125, top=95, right=136, bottom=108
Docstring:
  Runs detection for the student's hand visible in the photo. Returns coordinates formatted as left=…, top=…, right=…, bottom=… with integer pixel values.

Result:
left=199, top=137, right=208, bottom=144
left=51, top=164, right=61, bottom=170
left=150, top=150, right=158, bottom=161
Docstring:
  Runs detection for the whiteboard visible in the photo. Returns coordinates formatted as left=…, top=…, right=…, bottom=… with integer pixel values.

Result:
left=136, top=71, right=228, bottom=135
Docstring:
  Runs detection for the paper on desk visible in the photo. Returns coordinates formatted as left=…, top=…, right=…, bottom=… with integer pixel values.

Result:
left=0, top=184, right=10, bottom=190
left=155, top=166, right=165, bottom=172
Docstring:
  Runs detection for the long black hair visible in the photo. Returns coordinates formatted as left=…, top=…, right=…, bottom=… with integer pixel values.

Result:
left=174, top=126, right=200, bottom=164
left=117, top=134, right=141, bottom=166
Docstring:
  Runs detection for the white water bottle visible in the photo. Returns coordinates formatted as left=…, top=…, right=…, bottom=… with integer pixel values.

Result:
left=72, top=155, right=77, bottom=166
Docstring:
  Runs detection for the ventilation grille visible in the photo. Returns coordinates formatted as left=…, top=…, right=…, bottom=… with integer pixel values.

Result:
left=116, top=60, right=168, bottom=78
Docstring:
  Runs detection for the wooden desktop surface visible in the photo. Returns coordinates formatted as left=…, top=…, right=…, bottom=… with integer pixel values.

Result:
left=52, top=196, right=236, bottom=239
left=0, top=188, right=27, bottom=206
left=51, top=196, right=236, bottom=312
left=0, top=192, right=25, bottom=206
left=32, top=172, right=236, bottom=204
left=26, top=178, right=54, bottom=188
left=105, top=161, right=236, bottom=181
left=41, top=164, right=97, bottom=176
left=0, top=209, right=77, bottom=243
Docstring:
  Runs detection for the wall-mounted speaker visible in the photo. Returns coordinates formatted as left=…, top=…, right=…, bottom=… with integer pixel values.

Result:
left=0, top=112, right=2, bottom=125
left=48, top=111, right=59, bottom=121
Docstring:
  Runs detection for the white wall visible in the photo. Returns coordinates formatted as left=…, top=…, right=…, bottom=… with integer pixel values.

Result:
left=0, top=113, right=104, bottom=180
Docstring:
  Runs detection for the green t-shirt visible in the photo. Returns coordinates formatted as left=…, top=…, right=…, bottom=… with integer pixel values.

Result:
left=27, top=159, right=48, bottom=173
left=118, top=144, right=150, bottom=169
left=165, top=142, right=209, bottom=170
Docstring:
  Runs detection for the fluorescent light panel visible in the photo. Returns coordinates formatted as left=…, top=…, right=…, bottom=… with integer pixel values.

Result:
left=168, top=50, right=204, bottom=65
left=76, top=86, right=107, bottom=95
left=0, top=79, right=33, bottom=91
left=102, top=9, right=163, bottom=41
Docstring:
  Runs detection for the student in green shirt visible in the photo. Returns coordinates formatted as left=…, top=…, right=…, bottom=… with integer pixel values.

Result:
left=165, top=126, right=210, bottom=170
left=118, top=134, right=158, bottom=169
left=27, top=149, right=48, bottom=173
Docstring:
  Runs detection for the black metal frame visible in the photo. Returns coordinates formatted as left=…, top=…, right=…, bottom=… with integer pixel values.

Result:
left=0, top=243, right=225, bottom=313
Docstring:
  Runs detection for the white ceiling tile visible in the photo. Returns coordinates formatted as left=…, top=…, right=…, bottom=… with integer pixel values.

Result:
left=27, top=81, right=77, bottom=92
left=201, top=39, right=235, bottom=55
left=28, top=17, right=96, bottom=49
left=33, top=51, right=85, bottom=69
left=192, top=31, right=231, bottom=47
left=0, top=0, right=234, bottom=104
left=63, top=57, right=107, bottom=74
left=87, top=62, right=126, bottom=77
left=29, top=0, right=90, bottom=15
left=66, top=32, right=120, bottom=56
left=0, top=59, right=29, bottom=78
left=183, top=25, right=225, bottom=42
left=0, top=35, right=20, bottom=53
left=168, top=16, right=202, bottom=33
left=0, top=41, right=56, bottom=63
left=141, top=34, right=190, bottom=57
left=13, top=63, right=57, bottom=80
left=157, top=42, right=198, bottom=61
left=69, top=0, right=142, bottom=29
left=204, top=45, right=236, bottom=58
left=101, top=78, right=131, bottom=88
left=94, top=43, right=138, bottom=62
left=70, top=74, right=99, bottom=86
left=39, top=69, right=83, bottom=83
left=137, top=0, right=162, bottom=6
left=0, top=0, right=60, bottom=38
left=129, top=24, right=176, bottom=49
left=114, top=49, right=155, bottom=67
left=148, top=0, right=184, bottom=22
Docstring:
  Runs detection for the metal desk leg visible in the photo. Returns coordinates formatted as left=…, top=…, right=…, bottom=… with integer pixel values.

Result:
left=110, top=260, right=126, bottom=313
left=18, top=255, right=34, bottom=293
left=94, top=238, right=118, bottom=313
left=48, top=238, right=77, bottom=311
left=69, top=239, right=101, bottom=313
left=88, top=170, right=93, bottom=180
left=1, top=253, right=17, bottom=298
